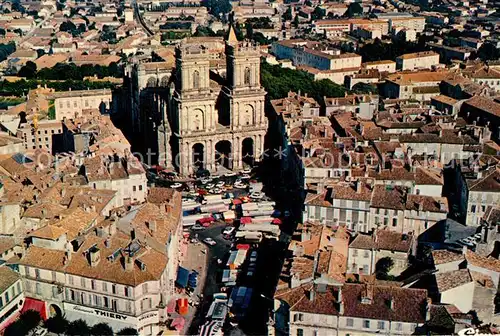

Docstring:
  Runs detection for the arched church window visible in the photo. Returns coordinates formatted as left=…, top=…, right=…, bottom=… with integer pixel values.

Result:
left=244, top=67, right=251, bottom=85
left=193, top=70, right=200, bottom=89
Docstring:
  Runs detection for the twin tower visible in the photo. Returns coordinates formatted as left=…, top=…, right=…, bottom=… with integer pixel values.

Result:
left=167, top=26, right=268, bottom=175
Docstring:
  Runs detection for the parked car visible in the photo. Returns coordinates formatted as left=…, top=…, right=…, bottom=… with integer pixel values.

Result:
left=203, top=238, right=217, bottom=246
left=216, top=181, right=225, bottom=188
left=250, top=191, right=263, bottom=200
left=234, top=182, right=247, bottom=189
left=191, top=224, right=205, bottom=231
left=197, top=217, right=215, bottom=227
left=223, top=226, right=236, bottom=237
left=171, top=183, right=183, bottom=189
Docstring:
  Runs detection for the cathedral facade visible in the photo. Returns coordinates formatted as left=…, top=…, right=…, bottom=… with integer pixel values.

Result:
left=168, top=31, right=267, bottom=176
left=125, top=29, right=268, bottom=176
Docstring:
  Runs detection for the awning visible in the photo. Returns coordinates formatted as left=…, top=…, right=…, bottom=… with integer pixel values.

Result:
left=236, top=244, right=250, bottom=250
left=21, top=297, right=47, bottom=320
left=272, top=218, right=282, bottom=225
left=240, top=217, right=252, bottom=224
left=199, top=321, right=223, bottom=336
left=170, top=317, right=185, bottom=331
left=232, top=199, right=242, bottom=205
left=176, top=266, right=190, bottom=288
left=177, top=298, right=188, bottom=315
left=166, top=299, right=176, bottom=313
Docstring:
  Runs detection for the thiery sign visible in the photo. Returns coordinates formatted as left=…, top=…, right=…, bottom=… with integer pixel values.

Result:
left=63, top=303, right=159, bottom=329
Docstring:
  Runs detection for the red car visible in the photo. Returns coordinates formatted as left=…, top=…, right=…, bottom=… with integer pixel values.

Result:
left=197, top=217, right=215, bottom=227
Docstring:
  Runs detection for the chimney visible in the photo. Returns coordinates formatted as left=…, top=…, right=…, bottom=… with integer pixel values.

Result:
left=425, top=298, right=432, bottom=321
left=462, top=245, right=468, bottom=255
left=147, top=220, right=156, bottom=233
left=104, top=238, right=111, bottom=248
left=356, top=180, right=362, bottom=193
left=88, top=245, right=101, bottom=267
left=388, top=297, right=395, bottom=310
left=309, top=288, right=315, bottom=301
left=109, top=221, right=117, bottom=236
left=41, top=208, right=47, bottom=219
left=125, top=255, right=134, bottom=272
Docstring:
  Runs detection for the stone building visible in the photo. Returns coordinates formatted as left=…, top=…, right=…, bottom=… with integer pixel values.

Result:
left=125, top=28, right=268, bottom=176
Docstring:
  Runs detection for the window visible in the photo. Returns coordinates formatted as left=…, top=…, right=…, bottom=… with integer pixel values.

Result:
left=35, top=269, right=40, bottom=279
left=296, top=329, right=303, bottom=336
left=377, top=321, right=385, bottom=330
left=51, top=271, right=56, bottom=282
left=125, top=287, right=130, bottom=297
left=16, top=283, right=21, bottom=294
left=346, top=318, right=353, bottom=327
left=244, top=67, right=251, bottom=85
left=0, top=296, right=3, bottom=308
left=363, top=320, right=370, bottom=328
left=363, top=250, right=369, bottom=258
left=193, top=70, right=200, bottom=89
left=69, top=276, right=74, bottom=285
left=125, top=301, right=132, bottom=312
left=353, top=249, right=358, bottom=257
left=70, top=289, right=75, bottom=301
left=112, top=284, right=117, bottom=294
left=392, top=218, right=397, bottom=227
left=471, top=205, right=476, bottom=212
left=396, top=323, right=403, bottom=331
left=313, top=330, right=318, bottom=336
left=103, top=282, right=108, bottom=292
left=35, top=283, right=41, bottom=295
left=133, top=186, right=136, bottom=192
left=139, top=185, right=143, bottom=191
left=104, top=296, right=109, bottom=308
left=81, top=278, right=86, bottom=288
left=91, top=280, right=96, bottom=290
left=25, top=267, right=30, bottom=277
left=25, top=281, right=32, bottom=293
left=142, top=283, right=148, bottom=294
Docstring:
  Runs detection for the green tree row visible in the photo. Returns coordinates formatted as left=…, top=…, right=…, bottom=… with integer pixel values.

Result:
left=260, top=61, right=346, bottom=102
left=0, top=79, right=117, bottom=96
left=18, top=62, right=123, bottom=80
left=0, top=42, right=16, bottom=62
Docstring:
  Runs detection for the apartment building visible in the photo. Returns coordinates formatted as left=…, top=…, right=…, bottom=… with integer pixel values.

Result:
left=362, top=60, right=397, bottom=73
left=313, top=19, right=389, bottom=36
left=17, top=188, right=183, bottom=335
left=277, top=282, right=428, bottom=336
left=51, top=89, right=113, bottom=121
left=82, top=155, right=147, bottom=207
left=271, top=40, right=361, bottom=71
left=369, top=185, right=406, bottom=232
left=17, top=120, right=63, bottom=153
left=304, top=180, right=373, bottom=233
left=466, top=167, right=500, bottom=226
left=347, top=229, right=414, bottom=276
left=384, top=71, right=451, bottom=100
left=0, top=266, right=24, bottom=331
left=396, top=51, right=440, bottom=71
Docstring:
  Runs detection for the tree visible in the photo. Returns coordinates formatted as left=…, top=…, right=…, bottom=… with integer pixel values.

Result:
left=60, top=21, right=77, bottom=34
left=205, top=0, right=232, bottom=18
left=311, top=6, right=326, bottom=20
left=66, top=319, right=90, bottom=336
left=19, top=310, right=42, bottom=331
left=352, top=82, right=378, bottom=94
left=375, top=257, right=394, bottom=280
left=0, top=43, right=16, bottom=62
left=346, top=2, right=363, bottom=17
left=283, top=7, right=293, bottom=21
left=0, top=28, right=5, bottom=36
left=18, top=61, right=37, bottom=79
left=90, top=322, right=113, bottom=336
left=117, top=327, right=139, bottom=335
left=476, top=43, right=500, bottom=62
left=193, top=26, right=216, bottom=37
left=44, top=315, right=68, bottom=334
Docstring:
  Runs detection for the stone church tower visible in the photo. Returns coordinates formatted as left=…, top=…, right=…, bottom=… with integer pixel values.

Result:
left=169, top=26, right=268, bottom=176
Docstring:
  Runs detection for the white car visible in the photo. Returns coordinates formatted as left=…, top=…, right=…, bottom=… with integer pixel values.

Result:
left=200, top=178, right=212, bottom=184
left=250, top=191, right=263, bottom=199
left=223, top=226, right=236, bottom=236
left=203, top=238, right=217, bottom=246
left=240, top=174, right=251, bottom=179
left=216, top=181, right=225, bottom=188
left=170, top=183, right=183, bottom=189
left=234, top=182, right=247, bottom=189
left=224, top=172, right=237, bottom=177
left=206, top=183, right=215, bottom=189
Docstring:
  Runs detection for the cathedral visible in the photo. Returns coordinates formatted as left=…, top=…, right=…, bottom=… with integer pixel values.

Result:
left=124, top=27, right=268, bottom=176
